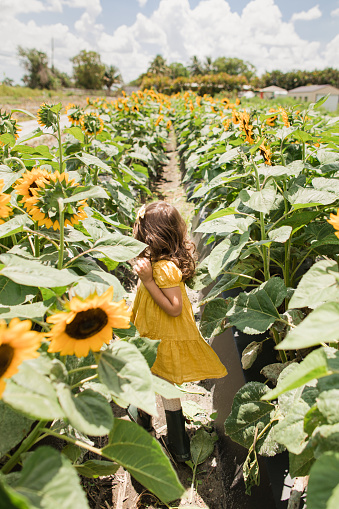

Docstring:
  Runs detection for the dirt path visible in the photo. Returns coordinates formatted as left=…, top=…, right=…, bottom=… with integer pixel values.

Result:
left=105, top=134, right=228, bottom=509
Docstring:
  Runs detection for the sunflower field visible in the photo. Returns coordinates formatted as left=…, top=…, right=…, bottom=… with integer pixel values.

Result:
left=0, top=88, right=338, bottom=508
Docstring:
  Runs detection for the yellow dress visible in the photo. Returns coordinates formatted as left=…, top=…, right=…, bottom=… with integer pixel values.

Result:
left=131, top=259, right=227, bottom=384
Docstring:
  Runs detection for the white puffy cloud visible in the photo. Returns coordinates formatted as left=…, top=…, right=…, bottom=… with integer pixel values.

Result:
left=291, top=5, right=322, bottom=22
left=331, top=7, right=339, bottom=17
left=137, top=0, right=148, bottom=6
left=0, top=0, right=336, bottom=86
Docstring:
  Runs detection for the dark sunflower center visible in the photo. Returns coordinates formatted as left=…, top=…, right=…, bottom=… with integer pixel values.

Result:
left=0, top=344, right=14, bottom=377
left=65, top=309, right=108, bottom=340
left=29, top=181, right=39, bottom=196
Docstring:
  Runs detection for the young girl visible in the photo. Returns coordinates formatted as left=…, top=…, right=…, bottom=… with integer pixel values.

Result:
left=129, top=201, right=227, bottom=462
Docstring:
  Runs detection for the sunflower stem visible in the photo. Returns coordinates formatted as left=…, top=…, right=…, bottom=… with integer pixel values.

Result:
left=34, top=222, right=40, bottom=257
left=68, top=365, right=98, bottom=375
left=70, top=373, right=98, bottom=390
left=56, top=114, right=64, bottom=172
left=57, top=198, right=65, bottom=270
left=1, top=420, right=48, bottom=474
left=41, top=428, right=103, bottom=457
left=3, top=156, right=26, bottom=170
left=271, top=327, right=288, bottom=364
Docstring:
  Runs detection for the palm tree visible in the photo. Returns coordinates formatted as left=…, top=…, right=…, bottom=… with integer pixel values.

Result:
left=103, top=65, right=122, bottom=94
left=188, top=56, right=203, bottom=76
left=147, top=55, right=169, bottom=76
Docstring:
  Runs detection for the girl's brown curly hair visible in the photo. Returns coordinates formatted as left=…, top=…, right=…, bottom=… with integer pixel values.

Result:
left=133, top=201, right=196, bottom=281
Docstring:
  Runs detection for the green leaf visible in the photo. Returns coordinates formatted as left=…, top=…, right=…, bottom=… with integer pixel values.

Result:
left=248, top=189, right=276, bottom=214
left=268, top=226, right=292, bottom=243
left=127, top=336, right=159, bottom=368
left=3, top=360, right=65, bottom=420
left=151, top=375, right=183, bottom=399
left=291, top=129, right=314, bottom=143
left=278, top=302, right=339, bottom=350
left=202, top=207, right=239, bottom=222
left=98, top=342, right=156, bottom=416
left=11, top=108, right=36, bottom=119
left=12, top=446, right=90, bottom=509
left=241, top=341, right=263, bottom=370
left=64, top=127, right=84, bottom=142
left=0, top=255, right=78, bottom=288
left=289, top=446, right=315, bottom=477
left=77, top=270, right=125, bottom=302
left=0, top=277, right=37, bottom=306
left=195, top=216, right=254, bottom=235
left=103, top=419, right=184, bottom=503
left=307, top=452, right=339, bottom=509
left=75, top=460, right=119, bottom=478
left=243, top=448, right=260, bottom=496
left=273, top=401, right=309, bottom=454
left=63, top=185, right=109, bottom=204
left=76, top=152, right=111, bottom=173
left=0, top=215, right=33, bottom=240
left=226, top=278, right=287, bottom=334
left=0, top=401, right=33, bottom=457
left=200, top=298, right=230, bottom=340
left=313, top=93, right=330, bottom=109
left=262, top=348, right=330, bottom=401
left=217, top=147, right=239, bottom=165
left=92, top=233, right=146, bottom=262
left=190, top=428, right=218, bottom=466
left=317, top=389, right=339, bottom=425
left=208, top=232, right=249, bottom=280
left=0, top=477, right=31, bottom=509
left=287, top=187, right=336, bottom=207
left=0, top=301, right=52, bottom=321
left=288, top=260, right=339, bottom=310
left=57, top=385, right=114, bottom=436
left=224, top=382, right=281, bottom=456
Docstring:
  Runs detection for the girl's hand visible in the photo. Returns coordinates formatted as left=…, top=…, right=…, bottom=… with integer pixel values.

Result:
left=134, top=258, right=153, bottom=284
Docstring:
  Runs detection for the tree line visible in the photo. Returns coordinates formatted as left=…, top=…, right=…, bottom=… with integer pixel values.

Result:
left=8, top=47, right=339, bottom=93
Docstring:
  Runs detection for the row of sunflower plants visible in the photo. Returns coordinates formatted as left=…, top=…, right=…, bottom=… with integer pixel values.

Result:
left=0, top=93, right=185, bottom=508
left=171, top=90, right=339, bottom=504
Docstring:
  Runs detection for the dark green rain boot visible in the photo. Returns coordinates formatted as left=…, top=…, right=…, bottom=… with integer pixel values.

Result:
left=127, top=405, right=153, bottom=432
left=165, top=409, right=191, bottom=462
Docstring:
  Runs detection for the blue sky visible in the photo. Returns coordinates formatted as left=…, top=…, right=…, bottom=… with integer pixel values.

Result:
left=1, top=0, right=338, bottom=85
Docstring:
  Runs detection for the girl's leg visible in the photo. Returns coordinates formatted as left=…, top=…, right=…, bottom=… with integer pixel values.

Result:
left=162, top=396, right=191, bottom=462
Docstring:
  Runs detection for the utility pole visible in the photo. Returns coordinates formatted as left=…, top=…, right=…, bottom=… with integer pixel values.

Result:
left=51, top=37, right=54, bottom=72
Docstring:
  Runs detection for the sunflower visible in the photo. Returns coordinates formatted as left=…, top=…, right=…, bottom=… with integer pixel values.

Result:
left=26, top=171, right=87, bottom=230
left=0, top=318, right=42, bottom=397
left=65, top=103, right=84, bottom=126
left=0, top=179, right=11, bottom=223
left=259, top=140, right=272, bottom=165
left=155, top=115, right=164, bottom=126
left=279, top=107, right=290, bottom=127
left=14, top=167, right=51, bottom=211
left=0, top=110, right=21, bottom=141
left=80, top=113, right=104, bottom=136
left=37, top=103, right=59, bottom=130
left=239, top=111, right=254, bottom=144
left=166, top=120, right=172, bottom=130
left=327, top=210, right=339, bottom=238
left=46, top=287, right=131, bottom=357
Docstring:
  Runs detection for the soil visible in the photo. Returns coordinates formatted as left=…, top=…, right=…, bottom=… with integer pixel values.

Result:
left=80, top=134, right=228, bottom=509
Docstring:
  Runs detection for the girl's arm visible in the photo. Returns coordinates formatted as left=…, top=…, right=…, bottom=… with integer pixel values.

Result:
left=134, top=258, right=182, bottom=317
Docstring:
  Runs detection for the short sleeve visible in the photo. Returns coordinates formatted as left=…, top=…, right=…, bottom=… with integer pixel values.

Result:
left=153, top=260, right=182, bottom=288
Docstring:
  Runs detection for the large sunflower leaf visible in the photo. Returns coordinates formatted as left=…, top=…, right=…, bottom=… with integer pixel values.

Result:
left=200, top=298, right=230, bottom=340
left=98, top=341, right=156, bottom=416
left=224, top=382, right=282, bottom=456
left=226, top=277, right=287, bottom=334
left=288, top=260, right=339, bottom=310
left=3, top=361, right=65, bottom=420
left=56, top=385, right=113, bottom=436
left=103, top=419, right=184, bottom=503
left=277, top=302, right=339, bottom=350
left=0, top=401, right=33, bottom=457
left=92, top=233, right=146, bottom=262
left=208, top=232, right=249, bottom=280
left=262, top=348, right=332, bottom=401
left=10, top=446, right=89, bottom=509
left=307, top=452, right=339, bottom=509
left=0, top=255, right=78, bottom=288
left=0, top=215, right=33, bottom=240
left=0, top=276, right=37, bottom=306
